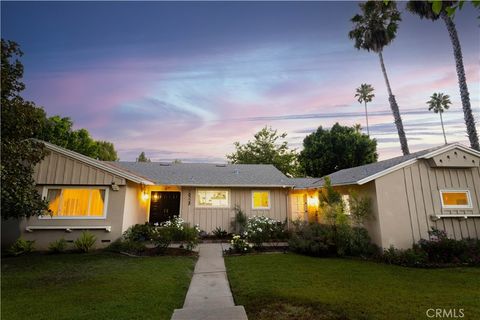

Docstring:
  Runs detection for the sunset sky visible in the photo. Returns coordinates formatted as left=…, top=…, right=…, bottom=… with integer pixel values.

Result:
left=2, top=1, right=479, bottom=162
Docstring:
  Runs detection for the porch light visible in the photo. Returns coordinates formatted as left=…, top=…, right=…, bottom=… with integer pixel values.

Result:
left=307, top=196, right=319, bottom=208
left=141, top=192, right=150, bottom=201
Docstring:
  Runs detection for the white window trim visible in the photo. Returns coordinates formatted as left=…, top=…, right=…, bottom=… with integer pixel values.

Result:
left=251, top=190, right=271, bottom=210
left=439, top=189, right=473, bottom=209
left=195, top=189, right=230, bottom=208
left=40, top=186, right=109, bottom=220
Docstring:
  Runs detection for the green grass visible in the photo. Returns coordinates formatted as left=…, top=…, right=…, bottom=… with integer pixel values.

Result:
left=225, top=253, right=480, bottom=320
left=1, top=252, right=196, bottom=320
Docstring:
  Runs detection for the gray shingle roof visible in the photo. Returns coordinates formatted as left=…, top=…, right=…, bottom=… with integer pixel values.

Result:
left=106, top=162, right=294, bottom=187
left=323, top=145, right=447, bottom=186
left=289, top=178, right=323, bottom=189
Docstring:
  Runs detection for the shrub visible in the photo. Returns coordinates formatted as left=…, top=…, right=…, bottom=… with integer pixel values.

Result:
left=230, top=235, right=252, bottom=254
left=231, top=205, right=247, bottom=234
left=150, top=217, right=200, bottom=252
left=381, top=245, right=428, bottom=266
left=336, top=225, right=377, bottom=257
left=123, top=223, right=152, bottom=242
left=48, top=238, right=68, bottom=253
left=212, top=227, right=228, bottom=239
left=380, top=228, right=480, bottom=267
left=289, top=222, right=375, bottom=257
left=244, top=216, right=285, bottom=249
left=74, top=231, right=96, bottom=253
left=9, top=238, right=35, bottom=256
left=289, top=222, right=335, bottom=256
left=107, top=239, right=146, bottom=255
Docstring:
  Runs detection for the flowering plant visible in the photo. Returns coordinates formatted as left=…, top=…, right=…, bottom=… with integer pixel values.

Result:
left=151, top=217, right=199, bottom=251
left=244, top=215, right=285, bottom=249
left=230, top=235, right=252, bottom=253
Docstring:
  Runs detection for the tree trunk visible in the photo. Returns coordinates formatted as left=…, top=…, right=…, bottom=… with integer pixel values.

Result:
left=378, top=51, right=410, bottom=155
left=364, top=101, right=370, bottom=136
left=440, top=112, right=447, bottom=145
left=441, top=12, right=480, bottom=151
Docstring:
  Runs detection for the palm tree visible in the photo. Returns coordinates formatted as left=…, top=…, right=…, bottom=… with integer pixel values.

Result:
left=407, top=1, right=479, bottom=151
left=427, top=92, right=451, bottom=145
left=349, top=1, right=410, bottom=155
left=355, top=84, right=375, bottom=136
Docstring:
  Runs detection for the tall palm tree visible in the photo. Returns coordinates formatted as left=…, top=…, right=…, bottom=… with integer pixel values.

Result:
left=407, top=1, right=479, bottom=151
left=355, top=83, right=375, bottom=136
left=427, top=92, right=451, bottom=145
left=349, top=1, right=410, bottom=155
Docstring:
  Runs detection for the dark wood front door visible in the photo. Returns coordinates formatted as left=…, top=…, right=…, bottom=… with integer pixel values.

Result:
left=149, top=192, right=181, bottom=224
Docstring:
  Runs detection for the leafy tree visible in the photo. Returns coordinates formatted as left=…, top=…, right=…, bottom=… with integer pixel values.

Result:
left=40, top=116, right=119, bottom=160
left=349, top=1, right=410, bottom=155
left=355, top=83, right=375, bottom=136
left=299, top=123, right=378, bottom=177
left=407, top=0, right=479, bottom=150
left=1, top=39, right=48, bottom=219
left=227, top=126, right=299, bottom=176
left=172, top=159, right=182, bottom=164
left=137, top=152, right=151, bottom=162
left=96, top=141, right=118, bottom=161
left=427, top=92, right=452, bottom=144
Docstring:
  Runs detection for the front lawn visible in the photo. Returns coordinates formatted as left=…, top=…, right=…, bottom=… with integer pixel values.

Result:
left=1, top=252, right=196, bottom=320
left=225, top=253, right=480, bottom=320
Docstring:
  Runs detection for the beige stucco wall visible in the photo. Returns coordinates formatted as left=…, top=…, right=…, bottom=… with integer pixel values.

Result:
left=375, top=159, right=480, bottom=249
left=334, top=182, right=382, bottom=248
left=179, top=187, right=289, bottom=233
left=122, top=182, right=149, bottom=232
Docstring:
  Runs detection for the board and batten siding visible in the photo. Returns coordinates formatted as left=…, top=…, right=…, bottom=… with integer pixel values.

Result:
left=179, top=187, right=289, bottom=233
left=375, top=159, right=480, bottom=249
left=34, top=150, right=126, bottom=186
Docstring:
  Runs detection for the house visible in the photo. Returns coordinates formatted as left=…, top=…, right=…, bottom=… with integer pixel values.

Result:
left=3, top=141, right=479, bottom=250
left=12, top=141, right=293, bottom=249
left=293, top=143, right=480, bottom=249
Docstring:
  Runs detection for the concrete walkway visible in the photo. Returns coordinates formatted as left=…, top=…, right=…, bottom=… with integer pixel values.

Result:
left=171, top=243, right=248, bottom=320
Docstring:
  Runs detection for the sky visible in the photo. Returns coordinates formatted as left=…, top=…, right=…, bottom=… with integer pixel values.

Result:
left=2, top=1, right=479, bottom=162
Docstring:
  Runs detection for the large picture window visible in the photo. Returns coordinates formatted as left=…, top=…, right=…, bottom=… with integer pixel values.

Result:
left=42, top=187, right=108, bottom=219
left=252, top=191, right=270, bottom=209
left=440, top=190, right=472, bottom=209
left=196, top=189, right=229, bottom=208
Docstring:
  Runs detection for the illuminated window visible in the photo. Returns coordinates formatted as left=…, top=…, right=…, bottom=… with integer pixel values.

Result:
left=252, top=191, right=270, bottom=209
left=196, top=190, right=229, bottom=208
left=43, top=187, right=108, bottom=218
left=440, top=190, right=472, bottom=209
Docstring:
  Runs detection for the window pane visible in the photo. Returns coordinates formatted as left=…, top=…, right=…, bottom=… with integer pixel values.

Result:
left=89, top=189, right=105, bottom=216
left=46, top=189, right=61, bottom=216
left=442, top=192, right=469, bottom=206
left=253, top=192, right=269, bottom=208
left=197, top=190, right=228, bottom=207
left=61, top=189, right=90, bottom=216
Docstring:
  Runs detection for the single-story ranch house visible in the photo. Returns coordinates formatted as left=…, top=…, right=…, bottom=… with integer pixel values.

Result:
left=2, top=141, right=479, bottom=250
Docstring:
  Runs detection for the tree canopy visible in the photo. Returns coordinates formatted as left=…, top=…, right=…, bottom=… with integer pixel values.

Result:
left=227, top=127, right=299, bottom=176
left=299, top=123, right=378, bottom=177
left=1, top=39, right=119, bottom=219
left=1, top=39, right=49, bottom=219
left=137, top=152, right=151, bottom=162
left=39, top=116, right=118, bottom=160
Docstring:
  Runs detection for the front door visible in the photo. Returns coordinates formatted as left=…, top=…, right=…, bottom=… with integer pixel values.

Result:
left=149, top=192, right=181, bottom=224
